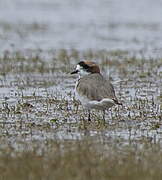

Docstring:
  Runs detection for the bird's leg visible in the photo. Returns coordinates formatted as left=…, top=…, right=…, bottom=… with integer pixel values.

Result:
left=88, top=110, right=91, bottom=121
left=102, top=110, right=106, bottom=124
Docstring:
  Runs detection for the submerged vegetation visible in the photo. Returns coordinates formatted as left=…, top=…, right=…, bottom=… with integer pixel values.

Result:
left=0, top=49, right=161, bottom=179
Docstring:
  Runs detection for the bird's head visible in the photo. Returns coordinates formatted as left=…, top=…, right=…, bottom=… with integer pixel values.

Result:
left=71, top=61, right=100, bottom=77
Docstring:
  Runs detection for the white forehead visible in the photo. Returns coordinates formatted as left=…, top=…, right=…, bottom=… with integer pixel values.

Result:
left=76, top=64, right=81, bottom=70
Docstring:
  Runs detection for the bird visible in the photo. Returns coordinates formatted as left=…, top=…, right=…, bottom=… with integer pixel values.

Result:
left=71, top=61, right=122, bottom=122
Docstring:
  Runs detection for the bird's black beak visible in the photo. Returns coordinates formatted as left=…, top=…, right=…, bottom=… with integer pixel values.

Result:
left=71, top=70, right=79, bottom=74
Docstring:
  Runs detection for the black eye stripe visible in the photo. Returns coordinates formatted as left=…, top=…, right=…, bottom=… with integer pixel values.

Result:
left=78, top=61, right=90, bottom=70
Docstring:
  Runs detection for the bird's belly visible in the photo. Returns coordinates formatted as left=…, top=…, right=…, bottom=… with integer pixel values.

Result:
left=86, top=99, right=115, bottom=110
left=76, top=92, right=115, bottom=110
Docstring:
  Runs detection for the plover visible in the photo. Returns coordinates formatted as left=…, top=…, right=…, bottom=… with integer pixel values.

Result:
left=71, top=61, right=122, bottom=121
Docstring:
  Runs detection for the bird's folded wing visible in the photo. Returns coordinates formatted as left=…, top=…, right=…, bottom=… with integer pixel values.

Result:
left=76, top=75, right=117, bottom=101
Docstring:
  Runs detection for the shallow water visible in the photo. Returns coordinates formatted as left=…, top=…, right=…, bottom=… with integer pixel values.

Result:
left=0, top=57, right=161, bottom=148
